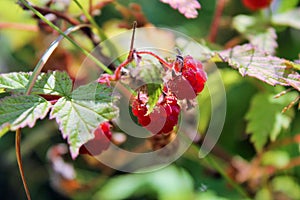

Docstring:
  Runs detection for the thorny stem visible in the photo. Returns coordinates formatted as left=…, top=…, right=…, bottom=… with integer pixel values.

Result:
left=16, top=129, right=31, bottom=200
left=208, top=0, right=227, bottom=43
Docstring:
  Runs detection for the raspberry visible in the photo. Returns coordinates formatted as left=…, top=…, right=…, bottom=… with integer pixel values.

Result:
left=131, top=93, right=180, bottom=134
left=79, top=122, right=112, bottom=156
left=242, top=0, right=273, bottom=11
left=168, top=55, right=207, bottom=99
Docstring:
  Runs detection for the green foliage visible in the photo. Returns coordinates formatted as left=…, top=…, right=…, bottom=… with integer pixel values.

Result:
left=0, top=71, right=119, bottom=158
left=0, top=95, right=51, bottom=135
left=0, top=0, right=300, bottom=199
left=0, top=71, right=72, bottom=96
left=93, top=166, right=194, bottom=200
left=245, top=92, right=296, bottom=151
left=50, top=82, right=118, bottom=158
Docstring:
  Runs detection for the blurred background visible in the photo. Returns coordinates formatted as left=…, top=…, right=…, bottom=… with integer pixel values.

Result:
left=1, top=0, right=300, bottom=199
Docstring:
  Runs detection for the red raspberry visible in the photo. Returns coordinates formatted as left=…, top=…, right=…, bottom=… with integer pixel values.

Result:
left=131, top=93, right=180, bottom=135
left=169, top=55, right=207, bottom=99
left=79, top=122, right=112, bottom=156
left=242, top=0, right=273, bottom=11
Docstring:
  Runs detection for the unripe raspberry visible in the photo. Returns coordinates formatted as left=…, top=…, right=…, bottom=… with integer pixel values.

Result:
left=242, top=0, right=273, bottom=11
left=79, top=122, right=112, bottom=156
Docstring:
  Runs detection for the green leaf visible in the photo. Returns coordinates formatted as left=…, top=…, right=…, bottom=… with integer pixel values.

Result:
left=245, top=93, right=295, bottom=151
left=0, top=72, right=30, bottom=93
left=32, top=71, right=73, bottom=96
left=147, top=83, right=163, bottom=114
left=71, top=82, right=114, bottom=102
left=0, top=71, right=72, bottom=96
left=0, top=95, right=51, bottom=136
left=272, top=8, right=300, bottom=30
left=50, top=82, right=118, bottom=159
left=276, top=0, right=299, bottom=13
left=217, top=44, right=300, bottom=92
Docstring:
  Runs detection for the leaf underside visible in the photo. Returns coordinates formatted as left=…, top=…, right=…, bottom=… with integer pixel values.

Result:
left=218, top=44, right=300, bottom=92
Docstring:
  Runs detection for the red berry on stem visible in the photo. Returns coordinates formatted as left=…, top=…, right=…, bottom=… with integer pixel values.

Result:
left=169, top=55, right=207, bottom=100
left=131, top=93, right=181, bottom=135
left=242, top=0, right=273, bottom=11
left=79, top=122, right=112, bottom=156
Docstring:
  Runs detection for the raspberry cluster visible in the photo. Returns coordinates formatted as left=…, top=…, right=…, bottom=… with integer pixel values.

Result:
left=79, top=122, right=112, bottom=156
left=132, top=55, right=207, bottom=135
left=132, top=93, right=180, bottom=135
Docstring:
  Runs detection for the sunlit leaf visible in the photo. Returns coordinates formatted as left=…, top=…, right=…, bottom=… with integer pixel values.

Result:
left=0, top=95, right=51, bottom=136
left=50, top=82, right=118, bottom=159
left=217, top=44, right=300, bottom=92
left=0, top=71, right=72, bottom=96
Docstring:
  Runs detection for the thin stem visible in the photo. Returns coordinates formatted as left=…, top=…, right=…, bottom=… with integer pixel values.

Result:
left=25, top=24, right=91, bottom=94
left=73, top=0, right=108, bottom=41
left=16, top=129, right=31, bottom=200
left=20, top=0, right=112, bottom=75
left=136, top=50, right=172, bottom=69
left=129, top=21, right=137, bottom=53
left=73, top=0, right=121, bottom=64
left=208, top=0, right=226, bottom=43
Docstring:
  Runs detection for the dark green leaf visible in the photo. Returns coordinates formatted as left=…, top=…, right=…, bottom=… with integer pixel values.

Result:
left=72, top=82, right=114, bottom=102
left=0, top=95, right=51, bottom=136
